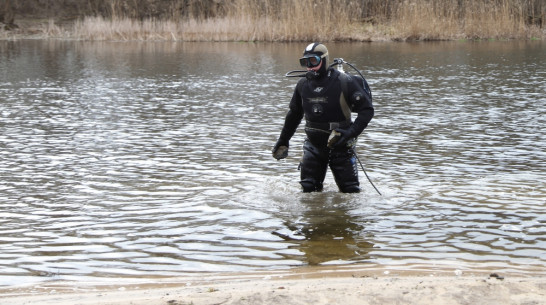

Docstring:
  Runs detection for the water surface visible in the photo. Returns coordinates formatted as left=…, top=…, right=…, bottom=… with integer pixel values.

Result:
left=0, top=40, right=545, bottom=286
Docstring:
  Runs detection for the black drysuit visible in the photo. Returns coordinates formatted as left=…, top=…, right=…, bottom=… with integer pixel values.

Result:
left=276, top=68, right=374, bottom=193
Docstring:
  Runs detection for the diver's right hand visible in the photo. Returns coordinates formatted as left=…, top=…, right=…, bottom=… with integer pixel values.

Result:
left=272, top=140, right=289, bottom=160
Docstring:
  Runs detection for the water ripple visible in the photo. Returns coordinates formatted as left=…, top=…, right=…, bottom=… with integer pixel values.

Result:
left=1, top=41, right=545, bottom=286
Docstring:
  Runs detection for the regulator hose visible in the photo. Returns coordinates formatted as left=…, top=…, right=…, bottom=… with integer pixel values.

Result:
left=285, top=70, right=307, bottom=78
left=352, top=148, right=382, bottom=196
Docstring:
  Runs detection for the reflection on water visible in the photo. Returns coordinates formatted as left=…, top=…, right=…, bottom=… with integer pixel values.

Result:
left=0, top=40, right=545, bottom=286
left=278, top=196, right=374, bottom=266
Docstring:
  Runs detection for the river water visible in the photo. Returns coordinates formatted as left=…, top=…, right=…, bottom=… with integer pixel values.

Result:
left=0, top=40, right=545, bottom=287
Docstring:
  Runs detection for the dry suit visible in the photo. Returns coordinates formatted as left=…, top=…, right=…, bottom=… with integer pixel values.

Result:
left=275, top=67, right=374, bottom=193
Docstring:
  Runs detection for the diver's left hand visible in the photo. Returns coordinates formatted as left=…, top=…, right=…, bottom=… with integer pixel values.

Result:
left=333, top=128, right=353, bottom=147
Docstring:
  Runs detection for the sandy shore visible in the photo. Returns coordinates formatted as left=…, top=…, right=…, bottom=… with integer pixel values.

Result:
left=2, top=267, right=545, bottom=305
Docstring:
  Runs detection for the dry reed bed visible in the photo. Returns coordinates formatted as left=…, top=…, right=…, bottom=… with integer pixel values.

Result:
left=4, top=0, right=545, bottom=41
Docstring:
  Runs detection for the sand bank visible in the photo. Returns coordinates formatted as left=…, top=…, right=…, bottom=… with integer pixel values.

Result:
left=2, top=267, right=545, bottom=305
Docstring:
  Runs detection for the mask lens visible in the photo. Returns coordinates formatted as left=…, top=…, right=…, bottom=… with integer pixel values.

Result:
left=309, top=56, right=320, bottom=66
left=299, top=55, right=321, bottom=68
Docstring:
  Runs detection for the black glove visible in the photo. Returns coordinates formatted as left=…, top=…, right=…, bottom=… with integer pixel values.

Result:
left=272, top=139, right=289, bottom=160
left=333, top=128, right=354, bottom=148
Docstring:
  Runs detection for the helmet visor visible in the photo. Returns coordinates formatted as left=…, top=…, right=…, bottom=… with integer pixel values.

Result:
left=299, top=55, right=322, bottom=68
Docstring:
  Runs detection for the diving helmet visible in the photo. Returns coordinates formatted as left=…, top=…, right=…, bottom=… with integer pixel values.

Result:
left=300, top=43, right=329, bottom=80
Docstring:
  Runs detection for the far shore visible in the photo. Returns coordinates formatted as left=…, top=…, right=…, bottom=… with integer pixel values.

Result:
left=2, top=17, right=544, bottom=42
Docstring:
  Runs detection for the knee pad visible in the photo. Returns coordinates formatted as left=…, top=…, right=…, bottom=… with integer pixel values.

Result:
left=300, top=179, right=323, bottom=193
left=300, top=140, right=328, bottom=192
left=330, top=150, right=360, bottom=193
left=339, top=184, right=360, bottom=193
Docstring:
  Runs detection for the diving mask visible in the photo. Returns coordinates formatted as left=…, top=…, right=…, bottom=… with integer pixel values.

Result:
left=299, top=55, right=322, bottom=68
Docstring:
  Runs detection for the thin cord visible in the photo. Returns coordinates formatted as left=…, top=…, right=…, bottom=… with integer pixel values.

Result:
left=352, top=148, right=382, bottom=196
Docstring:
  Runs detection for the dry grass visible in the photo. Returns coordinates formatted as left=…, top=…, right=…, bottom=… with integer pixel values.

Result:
left=390, top=0, right=542, bottom=40
left=72, top=0, right=362, bottom=41
left=4, top=0, right=545, bottom=41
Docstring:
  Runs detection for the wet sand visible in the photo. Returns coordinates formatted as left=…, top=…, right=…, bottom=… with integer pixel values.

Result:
left=2, top=267, right=545, bottom=305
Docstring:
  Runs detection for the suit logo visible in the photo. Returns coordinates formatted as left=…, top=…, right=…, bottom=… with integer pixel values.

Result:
left=307, top=97, right=327, bottom=103
left=312, top=104, right=323, bottom=116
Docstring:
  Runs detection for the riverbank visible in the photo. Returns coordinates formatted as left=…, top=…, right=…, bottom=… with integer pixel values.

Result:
left=2, top=16, right=544, bottom=42
left=3, top=0, right=546, bottom=42
left=2, top=268, right=546, bottom=305
left=2, top=0, right=545, bottom=41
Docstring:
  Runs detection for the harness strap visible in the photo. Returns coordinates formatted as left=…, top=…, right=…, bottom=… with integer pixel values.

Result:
left=338, top=72, right=352, bottom=120
left=306, top=120, right=351, bottom=131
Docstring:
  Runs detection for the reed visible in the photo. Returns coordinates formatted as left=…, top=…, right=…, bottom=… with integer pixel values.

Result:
left=43, top=18, right=66, bottom=37
left=389, top=0, right=536, bottom=40
left=22, top=0, right=546, bottom=41
left=71, top=0, right=357, bottom=41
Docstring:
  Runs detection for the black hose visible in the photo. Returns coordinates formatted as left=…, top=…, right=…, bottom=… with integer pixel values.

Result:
left=285, top=70, right=307, bottom=77
left=352, top=148, right=382, bottom=196
left=330, top=59, right=380, bottom=195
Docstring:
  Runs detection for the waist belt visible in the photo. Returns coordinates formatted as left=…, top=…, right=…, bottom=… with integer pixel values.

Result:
left=305, top=120, right=351, bottom=131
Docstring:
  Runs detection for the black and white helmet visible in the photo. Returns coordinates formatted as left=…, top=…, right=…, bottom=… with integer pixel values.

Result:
left=301, top=42, right=329, bottom=68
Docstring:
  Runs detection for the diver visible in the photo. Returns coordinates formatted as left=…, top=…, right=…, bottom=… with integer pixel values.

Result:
left=272, top=43, right=374, bottom=193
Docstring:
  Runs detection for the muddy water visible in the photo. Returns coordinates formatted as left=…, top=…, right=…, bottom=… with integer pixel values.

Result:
left=0, top=40, right=544, bottom=286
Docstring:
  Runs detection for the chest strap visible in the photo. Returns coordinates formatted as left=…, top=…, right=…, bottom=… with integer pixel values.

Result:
left=306, top=120, right=351, bottom=131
